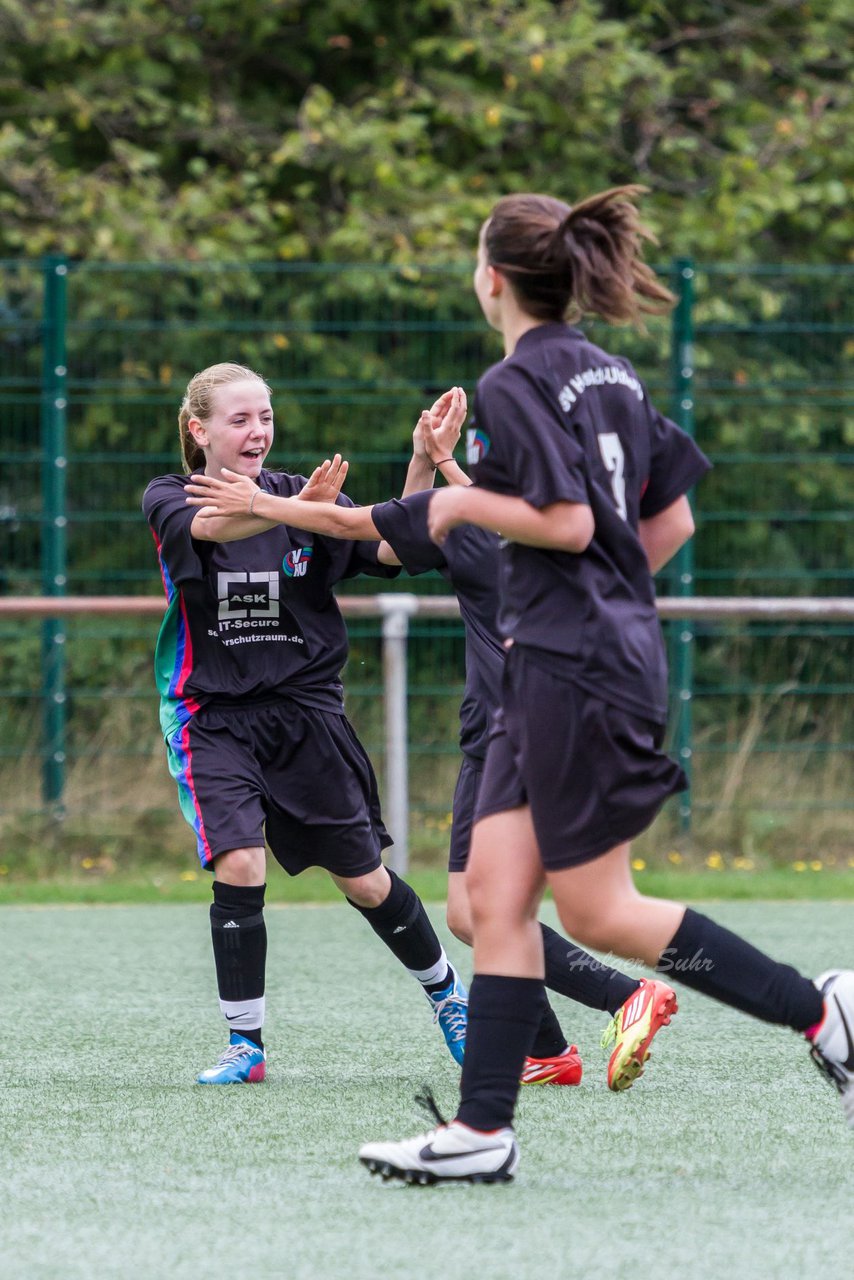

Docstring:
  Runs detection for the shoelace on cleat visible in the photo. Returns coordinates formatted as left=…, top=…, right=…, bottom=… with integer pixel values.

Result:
left=414, top=1087, right=448, bottom=1127
left=431, top=993, right=467, bottom=1044
left=600, top=1012, right=621, bottom=1051
left=810, top=1043, right=847, bottom=1093
left=216, top=1042, right=258, bottom=1066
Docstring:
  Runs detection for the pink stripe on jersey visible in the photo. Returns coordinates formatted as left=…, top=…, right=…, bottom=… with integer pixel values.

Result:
left=175, top=592, right=200, bottom=711
left=151, top=529, right=173, bottom=601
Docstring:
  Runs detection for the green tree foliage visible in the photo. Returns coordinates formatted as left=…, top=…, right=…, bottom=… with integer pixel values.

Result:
left=1, top=0, right=850, bottom=603
left=0, top=0, right=851, bottom=263
left=0, top=3, right=851, bottom=849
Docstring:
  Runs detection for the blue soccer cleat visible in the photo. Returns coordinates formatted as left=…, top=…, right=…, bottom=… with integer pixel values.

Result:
left=196, top=1032, right=266, bottom=1085
left=427, top=968, right=468, bottom=1065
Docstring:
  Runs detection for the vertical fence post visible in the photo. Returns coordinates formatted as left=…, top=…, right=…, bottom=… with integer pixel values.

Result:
left=670, top=257, right=696, bottom=833
left=40, top=255, right=69, bottom=815
left=380, top=594, right=417, bottom=874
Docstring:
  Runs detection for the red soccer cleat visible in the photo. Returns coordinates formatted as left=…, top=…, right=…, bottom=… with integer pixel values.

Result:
left=520, top=1044, right=583, bottom=1086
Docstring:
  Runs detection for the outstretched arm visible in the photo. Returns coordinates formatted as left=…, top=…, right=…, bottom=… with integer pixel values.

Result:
left=427, top=485, right=594, bottom=554
left=185, top=468, right=382, bottom=541
left=185, top=452, right=352, bottom=543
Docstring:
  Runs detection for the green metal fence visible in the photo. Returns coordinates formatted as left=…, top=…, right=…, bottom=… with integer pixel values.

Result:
left=1, top=259, right=852, bottom=862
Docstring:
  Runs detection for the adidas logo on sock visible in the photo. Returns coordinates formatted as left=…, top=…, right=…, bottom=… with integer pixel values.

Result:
left=223, top=921, right=239, bottom=929
left=392, top=925, right=407, bottom=934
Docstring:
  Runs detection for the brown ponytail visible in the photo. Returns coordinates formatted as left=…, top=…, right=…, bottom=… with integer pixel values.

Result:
left=485, top=185, right=675, bottom=327
left=177, top=362, right=272, bottom=474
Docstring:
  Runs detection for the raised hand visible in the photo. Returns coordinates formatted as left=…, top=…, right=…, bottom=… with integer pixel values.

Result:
left=410, top=410, right=433, bottom=460
left=424, top=386, right=467, bottom=466
left=428, top=387, right=457, bottom=419
left=184, top=468, right=259, bottom=518
left=300, top=454, right=349, bottom=503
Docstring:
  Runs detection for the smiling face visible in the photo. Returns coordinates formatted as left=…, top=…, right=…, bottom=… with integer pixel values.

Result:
left=188, top=378, right=274, bottom=478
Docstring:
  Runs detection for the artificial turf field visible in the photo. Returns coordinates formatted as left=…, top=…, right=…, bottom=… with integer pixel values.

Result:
left=2, top=900, right=852, bottom=1280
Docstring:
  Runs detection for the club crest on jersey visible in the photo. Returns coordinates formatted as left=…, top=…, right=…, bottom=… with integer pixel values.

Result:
left=466, top=427, right=490, bottom=464
left=283, top=546, right=313, bottom=579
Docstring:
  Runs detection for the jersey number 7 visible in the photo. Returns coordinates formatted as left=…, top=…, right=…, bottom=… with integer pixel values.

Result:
left=598, top=432, right=627, bottom=520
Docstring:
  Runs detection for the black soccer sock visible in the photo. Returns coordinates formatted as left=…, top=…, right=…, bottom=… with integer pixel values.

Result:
left=541, top=923, right=641, bottom=1015
left=529, top=998, right=569, bottom=1059
left=210, top=880, right=267, bottom=1049
left=349, top=869, right=451, bottom=993
left=457, top=975, right=546, bottom=1132
left=657, top=907, right=824, bottom=1032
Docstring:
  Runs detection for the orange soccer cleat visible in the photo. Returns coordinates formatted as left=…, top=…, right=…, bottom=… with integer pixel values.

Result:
left=601, top=978, right=678, bottom=1091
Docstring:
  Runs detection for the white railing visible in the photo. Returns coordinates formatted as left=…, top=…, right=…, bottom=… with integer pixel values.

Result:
left=3, top=594, right=853, bottom=869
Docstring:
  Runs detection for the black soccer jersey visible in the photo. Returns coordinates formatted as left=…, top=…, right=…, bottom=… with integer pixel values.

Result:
left=469, top=323, right=710, bottom=722
left=143, top=470, right=398, bottom=738
left=371, top=490, right=504, bottom=763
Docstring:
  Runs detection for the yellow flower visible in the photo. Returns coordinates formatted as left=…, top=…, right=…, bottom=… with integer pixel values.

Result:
left=0, top=865, right=8, bottom=876
left=792, top=861, right=807, bottom=873
left=733, top=857, right=755, bottom=871
left=180, top=870, right=198, bottom=882
left=530, top=53, right=545, bottom=73
left=705, top=852, right=724, bottom=870
left=81, top=857, right=95, bottom=870
left=485, top=105, right=502, bottom=126
left=273, top=333, right=290, bottom=350
left=631, top=857, right=646, bottom=871
left=667, top=850, right=683, bottom=865
left=810, top=860, right=823, bottom=872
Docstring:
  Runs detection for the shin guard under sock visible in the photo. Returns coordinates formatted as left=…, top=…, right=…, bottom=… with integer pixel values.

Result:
left=349, top=869, right=449, bottom=989
left=657, top=907, right=824, bottom=1031
left=211, top=880, right=267, bottom=1048
left=541, top=923, right=640, bottom=1015
left=457, top=974, right=546, bottom=1132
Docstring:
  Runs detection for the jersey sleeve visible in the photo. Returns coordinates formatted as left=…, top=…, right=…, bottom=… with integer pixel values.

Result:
left=639, top=405, right=712, bottom=518
left=338, top=540, right=402, bottom=580
left=470, top=363, right=589, bottom=509
left=370, top=492, right=446, bottom=577
left=325, top=491, right=401, bottom=582
left=141, top=474, right=205, bottom=584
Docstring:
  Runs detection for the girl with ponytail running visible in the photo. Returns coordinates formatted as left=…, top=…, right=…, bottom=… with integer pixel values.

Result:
left=356, top=187, right=854, bottom=1184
